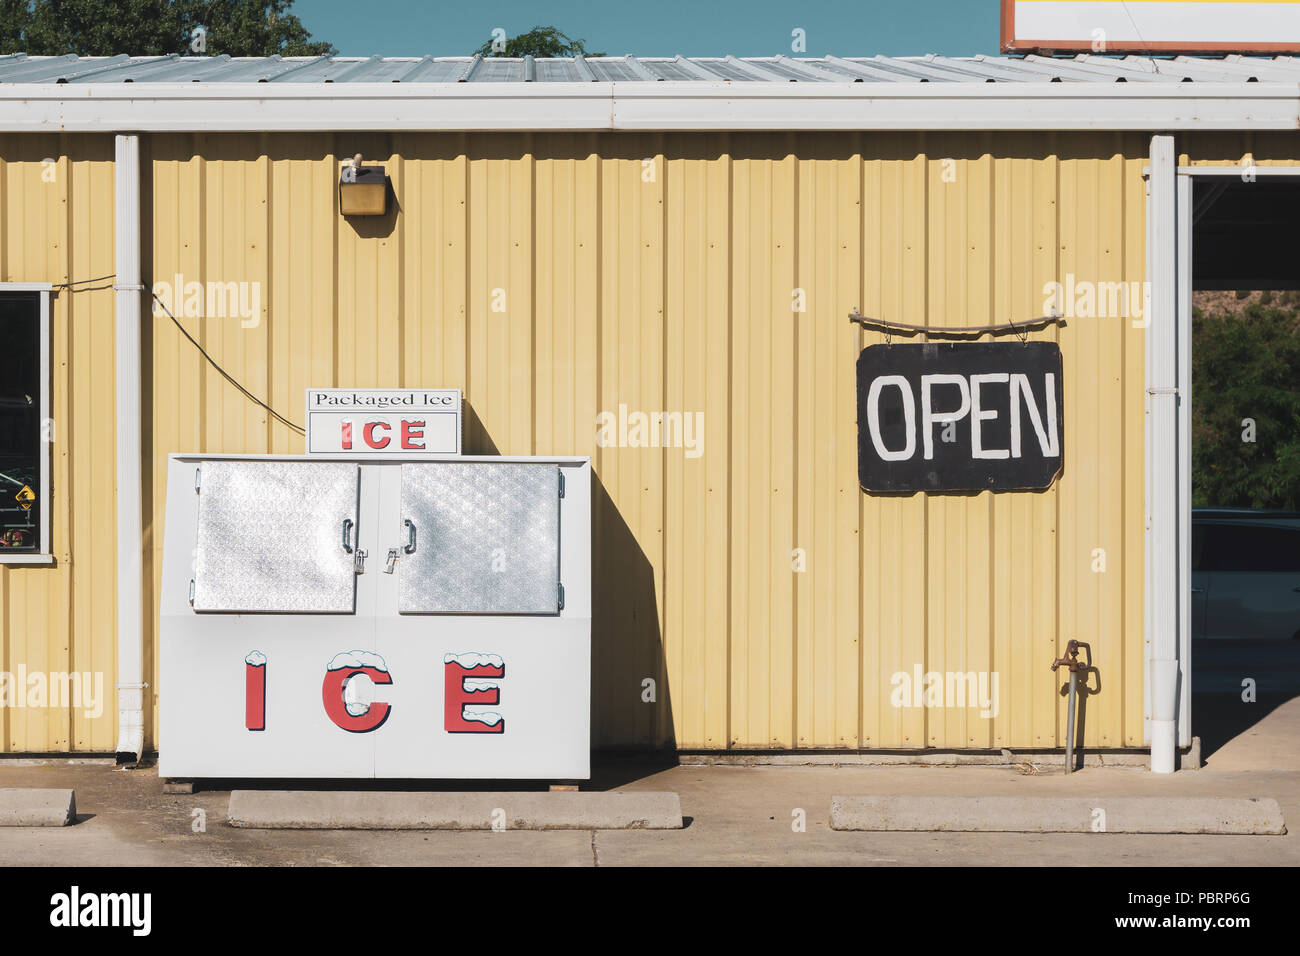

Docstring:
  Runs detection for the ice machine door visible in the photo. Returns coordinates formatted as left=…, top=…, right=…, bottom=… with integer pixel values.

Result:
left=398, top=462, right=561, bottom=614
left=192, top=460, right=361, bottom=613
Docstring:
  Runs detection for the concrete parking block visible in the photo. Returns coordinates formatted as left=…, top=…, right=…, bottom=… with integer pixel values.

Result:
left=830, top=795, right=1286, bottom=834
left=227, top=790, right=683, bottom=830
left=0, top=788, right=76, bottom=826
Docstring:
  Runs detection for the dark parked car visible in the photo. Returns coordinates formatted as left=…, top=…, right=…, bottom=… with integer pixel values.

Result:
left=1192, top=510, right=1300, bottom=640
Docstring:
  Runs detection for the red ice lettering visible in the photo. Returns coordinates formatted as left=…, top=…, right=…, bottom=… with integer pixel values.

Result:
left=401, top=419, right=426, bottom=450
left=444, top=656, right=504, bottom=734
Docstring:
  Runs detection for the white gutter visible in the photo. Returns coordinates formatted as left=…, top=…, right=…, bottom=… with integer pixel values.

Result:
left=1146, top=133, right=1180, bottom=774
left=113, top=133, right=146, bottom=763
left=0, top=80, right=1297, bottom=132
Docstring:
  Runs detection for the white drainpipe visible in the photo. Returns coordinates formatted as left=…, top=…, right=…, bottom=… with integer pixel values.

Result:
left=1146, top=133, right=1180, bottom=774
left=114, top=133, right=146, bottom=762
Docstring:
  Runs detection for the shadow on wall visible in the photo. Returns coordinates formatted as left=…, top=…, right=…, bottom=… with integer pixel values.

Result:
left=464, top=402, right=678, bottom=769
left=461, top=402, right=500, bottom=456
left=590, top=469, right=677, bottom=765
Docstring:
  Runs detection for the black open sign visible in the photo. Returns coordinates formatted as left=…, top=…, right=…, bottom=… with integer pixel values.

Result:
left=856, top=342, right=1064, bottom=493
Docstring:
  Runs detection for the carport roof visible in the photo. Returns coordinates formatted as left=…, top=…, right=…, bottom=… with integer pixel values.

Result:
left=2, top=52, right=1300, bottom=84
left=1, top=52, right=1298, bottom=132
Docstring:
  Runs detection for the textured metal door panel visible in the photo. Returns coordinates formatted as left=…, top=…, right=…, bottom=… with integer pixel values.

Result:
left=399, top=463, right=560, bottom=614
left=193, top=461, right=360, bottom=612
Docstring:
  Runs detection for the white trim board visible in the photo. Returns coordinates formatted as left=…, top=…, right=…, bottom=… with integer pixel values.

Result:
left=0, top=81, right=1298, bottom=132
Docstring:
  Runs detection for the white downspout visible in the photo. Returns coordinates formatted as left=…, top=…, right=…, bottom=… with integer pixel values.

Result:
left=114, top=133, right=147, bottom=762
left=1147, top=133, right=1180, bottom=773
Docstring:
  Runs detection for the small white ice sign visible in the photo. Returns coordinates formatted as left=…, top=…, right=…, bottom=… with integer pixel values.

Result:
left=306, top=388, right=462, bottom=456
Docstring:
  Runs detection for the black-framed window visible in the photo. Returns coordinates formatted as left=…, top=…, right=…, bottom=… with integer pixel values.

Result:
left=0, top=289, right=48, bottom=558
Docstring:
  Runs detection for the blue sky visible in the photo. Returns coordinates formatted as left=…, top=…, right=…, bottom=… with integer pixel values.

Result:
left=292, top=0, right=1001, bottom=58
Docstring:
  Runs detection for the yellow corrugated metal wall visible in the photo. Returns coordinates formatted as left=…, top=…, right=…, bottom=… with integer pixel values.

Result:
left=4, top=129, right=1199, bottom=752
left=0, top=135, right=118, bottom=752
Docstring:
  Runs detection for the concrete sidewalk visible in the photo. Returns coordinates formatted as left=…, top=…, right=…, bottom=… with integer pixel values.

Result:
left=0, top=758, right=1297, bottom=866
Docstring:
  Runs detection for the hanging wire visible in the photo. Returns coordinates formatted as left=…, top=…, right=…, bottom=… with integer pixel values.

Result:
left=848, top=309, right=1064, bottom=339
left=46, top=271, right=305, bottom=434
left=150, top=291, right=305, bottom=434
left=52, top=274, right=117, bottom=288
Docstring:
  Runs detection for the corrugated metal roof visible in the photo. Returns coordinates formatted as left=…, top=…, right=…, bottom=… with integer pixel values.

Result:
left=2, top=51, right=1300, bottom=84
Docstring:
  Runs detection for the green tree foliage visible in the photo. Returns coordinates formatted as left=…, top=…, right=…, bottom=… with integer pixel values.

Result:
left=474, top=25, right=602, bottom=58
left=1, top=0, right=335, bottom=57
left=0, top=0, right=33, bottom=51
left=1193, top=301, right=1300, bottom=510
left=196, top=0, right=335, bottom=56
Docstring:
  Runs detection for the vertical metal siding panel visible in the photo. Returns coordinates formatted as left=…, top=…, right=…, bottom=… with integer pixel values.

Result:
left=704, top=138, right=732, bottom=749
left=382, top=147, right=404, bottom=391
left=858, top=146, right=885, bottom=748
left=467, top=135, right=534, bottom=455
left=246, top=141, right=271, bottom=447
left=593, top=148, right=618, bottom=747
left=643, top=136, right=666, bottom=749
left=1124, top=144, right=1149, bottom=746
left=664, top=138, right=732, bottom=750
left=924, top=138, right=950, bottom=748
left=1059, top=148, right=1095, bottom=748
left=512, top=139, right=535, bottom=454
left=990, top=143, right=1018, bottom=749
left=73, top=143, right=117, bottom=751
left=963, top=140, right=996, bottom=748
left=533, top=138, right=561, bottom=458
left=573, top=138, right=607, bottom=736
left=729, top=138, right=759, bottom=747
left=1093, top=138, right=1126, bottom=748
left=336, top=137, right=364, bottom=390
left=727, top=134, right=797, bottom=749
left=593, top=135, right=666, bottom=749
left=267, top=138, right=328, bottom=452
left=769, top=140, right=797, bottom=748
left=444, top=139, right=471, bottom=393
left=857, top=138, right=931, bottom=748
left=793, top=147, right=820, bottom=746
left=663, top=140, right=687, bottom=749
left=834, top=141, right=864, bottom=747
left=989, top=137, right=1056, bottom=749
left=794, top=137, right=863, bottom=747
left=149, top=135, right=203, bottom=746
left=595, top=147, right=631, bottom=749
left=403, top=134, right=468, bottom=403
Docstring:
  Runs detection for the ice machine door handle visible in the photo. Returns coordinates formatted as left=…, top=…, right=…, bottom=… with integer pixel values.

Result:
left=342, top=517, right=355, bottom=554
left=404, top=518, right=417, bottom=554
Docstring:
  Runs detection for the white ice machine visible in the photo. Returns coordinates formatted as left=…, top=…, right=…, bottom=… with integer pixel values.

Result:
left=158, top=453, right=591, bottom=780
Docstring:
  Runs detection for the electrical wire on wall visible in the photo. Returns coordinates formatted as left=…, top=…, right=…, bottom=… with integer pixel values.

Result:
left=50, top=273, right=305, bottom=434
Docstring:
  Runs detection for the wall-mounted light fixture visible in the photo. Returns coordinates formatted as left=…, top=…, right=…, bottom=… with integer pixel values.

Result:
left=339, top=153, right=389, bottom=216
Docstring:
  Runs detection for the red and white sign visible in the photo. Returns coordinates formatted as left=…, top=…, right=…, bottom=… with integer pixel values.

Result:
left=306, top=388, right=462, bottom=456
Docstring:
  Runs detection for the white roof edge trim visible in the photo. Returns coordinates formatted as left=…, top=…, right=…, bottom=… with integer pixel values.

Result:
left=0, top=81, right=1297, bottom=132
